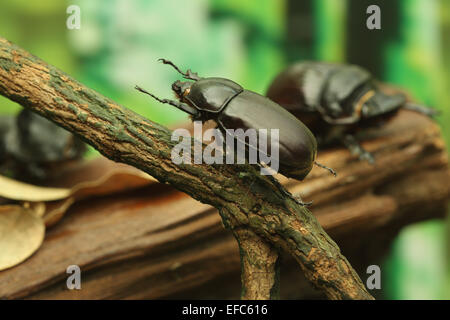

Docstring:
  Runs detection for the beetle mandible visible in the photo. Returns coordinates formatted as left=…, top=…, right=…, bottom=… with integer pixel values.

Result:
left=136, top=59, right=335, bottom=182
left=266, top=61, right=437, bottom=163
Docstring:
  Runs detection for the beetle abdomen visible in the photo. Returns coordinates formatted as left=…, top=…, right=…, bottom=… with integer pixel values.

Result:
left=218, top=90, right=317, bottom=180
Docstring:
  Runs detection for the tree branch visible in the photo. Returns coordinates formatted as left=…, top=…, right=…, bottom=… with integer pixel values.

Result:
left=0, top=36, right=373, bottom=300
left=234, top=228, right=280, bottom=299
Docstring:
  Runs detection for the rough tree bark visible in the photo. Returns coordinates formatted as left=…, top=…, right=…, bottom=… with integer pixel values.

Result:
left=234, top=228, right=280, bottom=299
left=0, top=36, right=373, bottom=299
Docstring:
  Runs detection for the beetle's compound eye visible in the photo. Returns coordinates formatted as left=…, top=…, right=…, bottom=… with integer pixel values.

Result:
left=171, top=80, right=182, bottom=97
left=172, top=80, right=192, bottom=100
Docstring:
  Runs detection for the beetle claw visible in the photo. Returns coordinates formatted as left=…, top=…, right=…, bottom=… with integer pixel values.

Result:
left=314, top=161, right=337, bottom=177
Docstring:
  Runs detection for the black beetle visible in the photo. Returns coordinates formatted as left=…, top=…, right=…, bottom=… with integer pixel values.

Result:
left=0, top=109, right=85, bottom=181
left=136, top=59, right=336, bottom=182
left=266, top=61, right=437, bottom=163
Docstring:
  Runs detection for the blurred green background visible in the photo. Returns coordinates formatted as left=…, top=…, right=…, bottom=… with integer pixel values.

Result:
left=0, top=0, right=448, bottom=299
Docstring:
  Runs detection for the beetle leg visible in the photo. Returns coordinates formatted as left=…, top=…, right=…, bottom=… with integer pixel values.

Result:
left=276, top=179, right=312, bottom=206
left=247, top=165, right=313, bottom=206
left=135, top=85, right=200, bottom=118
left=264, top=173, right=313, bottom=206
left=341, top=134, right=375, bottom=164
left=158, top=58, right=201, bottom=81
left=403, top=103, right=440, bottom=118
left=314, top=161, right=337, bottom=177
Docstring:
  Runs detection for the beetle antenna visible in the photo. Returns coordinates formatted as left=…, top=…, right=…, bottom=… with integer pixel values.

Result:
left=314, top=161, right=337, bottom=177
left=135, top=85, right=200, bottom=117
left=158, top=58, right=201, bottom=81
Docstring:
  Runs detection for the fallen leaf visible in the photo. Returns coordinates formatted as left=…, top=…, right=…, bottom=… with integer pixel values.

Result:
left=23, top=202, right=46, bottom=218
left=70, top=169, right=154, bottom=199
left=0, top=175, right=70, bottom=201
left=43, top=197, right=75, bottom=227
left=0, top=205, right=45, bottom=271
left=0, top=157, right=158, bottom=270
left=46, top=157, right=156, bottom=189
left=0, top=157, right=157, bottom=230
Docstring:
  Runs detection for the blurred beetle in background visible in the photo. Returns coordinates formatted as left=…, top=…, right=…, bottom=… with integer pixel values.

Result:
left=0, top=109, right=85, bottom=182
left=266, top=62, right=437, bottom=163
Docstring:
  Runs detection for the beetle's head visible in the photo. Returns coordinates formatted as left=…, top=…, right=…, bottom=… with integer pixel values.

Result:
left=135, top=59, right=205, bottom=120
left=360, top=91, right=406, bottom=119
left=140, top=59, right=244, bottom=119
left=172, top=80, right=193, bottom=101
left=173, top=77, right=243, bottom=113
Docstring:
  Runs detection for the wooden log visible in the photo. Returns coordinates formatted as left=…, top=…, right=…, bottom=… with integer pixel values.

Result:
left=0, top=109, right=448, bottom=299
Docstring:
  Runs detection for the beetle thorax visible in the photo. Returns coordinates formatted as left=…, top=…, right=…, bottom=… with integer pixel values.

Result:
left=180, top=78, right=243, bottom=115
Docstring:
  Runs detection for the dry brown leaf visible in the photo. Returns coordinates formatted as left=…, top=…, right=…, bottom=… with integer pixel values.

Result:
left=70, top=169, right=154, bottom=199
left=46, top=157, right=156, bottom=188
left=0, top=158, right=156, bottom=230
left=0, top=205, right=45, bottom=271
left=0, top=157, right=158, bottom=270
left=23, top=202, right=46, bottom=218
left=0, top=175, right=71, bottom=201
left=0, top=160, right=155, bottom=202
left=43, top=198, right=75, bottom=227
